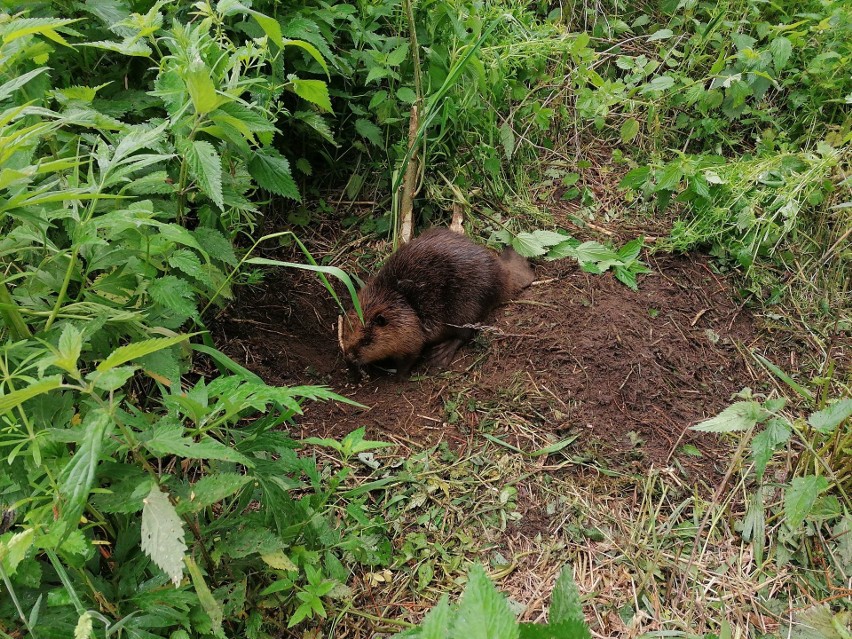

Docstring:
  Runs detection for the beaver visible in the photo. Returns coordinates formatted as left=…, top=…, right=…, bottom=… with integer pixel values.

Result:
left=339, top=228, right=534, bottom=376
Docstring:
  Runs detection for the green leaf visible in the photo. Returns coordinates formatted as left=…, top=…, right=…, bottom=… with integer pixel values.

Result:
left=619, top=166, right=650, bottom=189
left=0, top=67, right=50, bottom=102
left=769, top=37, right=793, bottom=71
left=619, top=118, right=640, bottom=143
left=293, top=110, right=336, bottom=145
left=185, top=65, right=227, bottom=115
left=141, top=485, right=187, bottom=587
left=248, top=148, right=301, bottom=201
left=808, top=399, right=852, bottom=434
left=283, top=39, right=330, bottom=76
left=177, top=473, right=252, bottom=515
left=168, top=249, right=205, bottom=279
left=184, top=140, right=224, bottom=210
left=355, top=118, right=383, bottom=146
left=691, top=401, right=769, bottom=432
left=86, top=366, right=136, bottom=392
left=741, top=486, right=766, bottom=566
left=511, top=232, right=550, bottom=258
left=143, top=422, right=255, bottom=467
left=0, top=376, right=63, bottom=414
left=647, top=28, right=673, bottom=41
left=58, top=409, right=112, bottom=525
left=412, top=595, right=451, bottom=639
left=640, top=75, right=675, bottom=94
left=290, top=78, right=332, bottom=113
left=97, top=335, right=191, bottom=372
left=397, top=87, right=417, bottom=104
left=386, top=43, right=409, bottom=66
left=751, top=418, right=791, bottom=480
left=784, top=476, right=829, bottom=529
left=519, top=621, right=591, bottom=639
left=549, top=565, right=585, bottom=626
left=148, top=275, right=197, bottom=319
left=454, top=564, right=519, bottom=639
left=655, top=162, right=683, bottom=191
left=500, top=122, right=515, bottom=159
left=55, top=324, right=83, bottom=374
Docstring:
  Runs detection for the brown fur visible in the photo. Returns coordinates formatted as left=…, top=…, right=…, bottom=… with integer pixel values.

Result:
left=340, top=228, right=534, bottom=375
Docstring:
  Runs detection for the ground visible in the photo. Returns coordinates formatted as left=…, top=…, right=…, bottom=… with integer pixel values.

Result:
left=207, top=201, right=809, bottom=637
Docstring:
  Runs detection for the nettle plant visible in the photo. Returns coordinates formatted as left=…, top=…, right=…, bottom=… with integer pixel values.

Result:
left=692, top=388, right=851, bottom=583
left=0, top=5, right=383, bottom=638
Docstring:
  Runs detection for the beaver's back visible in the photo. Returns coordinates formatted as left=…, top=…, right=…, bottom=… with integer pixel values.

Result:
left=372, top=229, right=503, bottom=337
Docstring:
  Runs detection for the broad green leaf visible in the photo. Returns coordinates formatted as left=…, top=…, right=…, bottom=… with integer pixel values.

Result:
left=0, top=528, right=35, bottom=576
left=143, top=422, right=255, bottom=467
left=86, top=366, right=136, bottom=392
left=294, top=110, right=336, bottom=144
left=386, top=43, right=409, bottom=66
left=512, top=232, right=549, bottom=258
left=619, top=118, right=640, bottom=143
left=141, top=485, right=187, bottom=587
left=355, top=118, right=383, bottom=146
left=185, top=65, right=227, bottom=114
left=414, top=595, right=451, bottom=639
left=148, top=276, right=197, bottom=318
left=97, top=335, right=191, bottom=372
left=518, top=621, right=591, bottom=639
left=0, top=67, right=50, bottom=102
left=808, top=399, right=852, bottom=434
left=283, top=39, right=330, bottom=76
left=58, top=409, right=112, bottom=525
left=751, top=418, right=791, bottom=480
left=619, top=166, right=650, bottom=189
left=54, top=324, right=83, bottom=374
left=397, top=87, right=417, bottom=104
left=784, top=476, right=829, bottom=529
left=454, top=564, right=519, bottom=639
left=647, top=28, right=673, bottom=41
left=500, top=122, right=515, bottom=159
left=290, top=78, right=332, bottom=113
left=573, top=241, right=622, bottom=267
left=770, top=37, right=793, bottom=71
left=168, top=249, right=205, bottom=279
left=252, top=12, right=283, bottom=46
left=691, top=401, right=769, bottom=432
left=1, top=17, right=78, bottom=45
left=655, top=162, right=683, bottom=191
left=549, top=565, right=585, bottom=625
left=260, top=551, right=298, bottom=571
left=248, top=148, right=301, bottom=201
left=640, top=75, right=675, bottom=94
left=184, top=140, right=224, bottom=209
left=0, top=376, right=62, bottom=414
left=177, top=473, right=252, bottom=514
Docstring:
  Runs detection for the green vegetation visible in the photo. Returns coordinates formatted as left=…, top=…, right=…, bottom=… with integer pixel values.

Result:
left=0, top=0, right=849, bottom=637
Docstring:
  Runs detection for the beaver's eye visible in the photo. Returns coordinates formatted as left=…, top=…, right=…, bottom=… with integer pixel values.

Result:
left=374, top=314, right=387, bottom=327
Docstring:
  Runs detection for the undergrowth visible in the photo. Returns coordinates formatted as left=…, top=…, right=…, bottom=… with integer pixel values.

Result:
left=0, top=0, right=850, bottom=637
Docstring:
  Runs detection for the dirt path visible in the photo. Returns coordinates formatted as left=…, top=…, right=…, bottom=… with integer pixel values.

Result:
left=212, top=247, right=757, bottom=478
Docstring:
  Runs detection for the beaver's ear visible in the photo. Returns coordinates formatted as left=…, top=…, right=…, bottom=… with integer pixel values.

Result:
left=374, top=314, right=388, bottom=327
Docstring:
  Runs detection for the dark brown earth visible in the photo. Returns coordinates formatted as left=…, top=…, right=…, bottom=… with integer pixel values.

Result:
left=211, top=236, right=759, bottom=478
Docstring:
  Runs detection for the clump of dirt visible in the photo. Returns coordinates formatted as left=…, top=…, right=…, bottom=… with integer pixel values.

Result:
left=211, top=239, right=758, bottom=476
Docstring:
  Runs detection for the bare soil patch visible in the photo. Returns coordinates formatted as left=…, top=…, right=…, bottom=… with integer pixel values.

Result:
left=212, top=238, right=758, bottom=478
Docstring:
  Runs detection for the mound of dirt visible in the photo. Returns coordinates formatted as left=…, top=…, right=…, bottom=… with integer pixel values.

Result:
left=211, top=242, right=757, bottom=476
